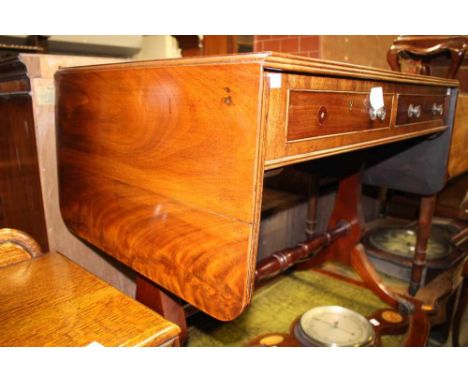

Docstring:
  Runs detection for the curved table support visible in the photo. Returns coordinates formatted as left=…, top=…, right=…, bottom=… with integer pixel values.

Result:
left=351, top=244, right=405, bottom=310
left=298, top=172, right=408, bottom=310
left=296, top=170, right=430, bottom=345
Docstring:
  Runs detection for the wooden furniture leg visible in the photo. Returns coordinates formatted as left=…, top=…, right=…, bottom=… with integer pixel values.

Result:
left=136, top=275, right=187, bottom=344
left=297, top=172, right=362, bottom=268
left=452, top=261, right=468, bottom=346
left=305, top=173, right=320, bottom=238
left=294, top=171, right=430, bottom=344
left=351, top=244, right=400, bottom=309
left=298, top=172, right=412, bottom=312
left=409, top=195, right=437, bottom=296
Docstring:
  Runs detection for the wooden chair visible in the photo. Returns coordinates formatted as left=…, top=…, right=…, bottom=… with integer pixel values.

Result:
left=386, top=35, right=468, bottom=295
left=385, top=36, right=468, bottom=343
left=387, top=36, right=467, bottom=79
left=0, top=228, right=43, bottom=267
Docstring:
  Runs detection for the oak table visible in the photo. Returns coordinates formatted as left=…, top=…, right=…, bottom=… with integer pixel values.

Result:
left=0, top=252, right=180, bottom=346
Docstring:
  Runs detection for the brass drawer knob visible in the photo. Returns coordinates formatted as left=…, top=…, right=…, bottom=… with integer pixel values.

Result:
left=408, top=104, right=421, bottom=118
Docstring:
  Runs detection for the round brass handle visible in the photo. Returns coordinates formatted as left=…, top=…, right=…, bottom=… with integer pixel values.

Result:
left=408, top=104, right=421, bottom=118
left=432, top=103, right=444, bottom=116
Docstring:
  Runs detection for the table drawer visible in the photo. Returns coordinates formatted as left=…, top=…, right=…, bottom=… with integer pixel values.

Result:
left=396, top=94, right=447, bottom=126
left=287, top=90, right=392, bottom=141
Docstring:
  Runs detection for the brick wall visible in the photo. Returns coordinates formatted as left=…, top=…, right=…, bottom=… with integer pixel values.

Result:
left=253, top=35, right=397, bottom=70
left=253, top=35, right=319, bottom=58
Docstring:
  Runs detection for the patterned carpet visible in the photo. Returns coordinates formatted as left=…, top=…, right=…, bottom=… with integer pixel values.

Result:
left=187, top=268, right=405, bottom=347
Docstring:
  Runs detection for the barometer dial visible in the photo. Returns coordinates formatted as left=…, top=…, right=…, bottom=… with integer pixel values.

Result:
left=294, top=306, right=375, bottom=347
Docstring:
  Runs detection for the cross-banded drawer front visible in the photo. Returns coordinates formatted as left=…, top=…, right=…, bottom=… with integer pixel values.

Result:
left=264, top=72, right=452, bottom=170
left=287, top=90, right=392, bottom=141
left=396, top=94, right=447, bottom=126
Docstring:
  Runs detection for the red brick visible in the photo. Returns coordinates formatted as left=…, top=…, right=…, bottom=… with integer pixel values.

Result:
left=255, top=35, right=271, bottom=42
left=253, top=40, right=263, bottom=52
left=263, top=39, right=281, bottom=51
left=296, top=51, right=309, bottom=58
left=280, top=37, right=300, bottom=53
left=300, top=36, right=319, bottom=51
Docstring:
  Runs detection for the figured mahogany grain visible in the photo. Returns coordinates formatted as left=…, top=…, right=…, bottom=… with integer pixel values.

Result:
left=0, top=252, right=180, bottom=346
left=57, top=63, right=264, bottom=225
left=59, top=172, right=253, bottom=321
left=56, top=52, right=457, bottom=321
left=57, top=62, right=265, bottom=321
left=136, top=275, right=188, bottom=343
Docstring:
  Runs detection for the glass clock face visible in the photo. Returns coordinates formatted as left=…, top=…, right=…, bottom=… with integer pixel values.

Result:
left=295, top=306, right=375, bottom=347
left=369, top=227, right=450, bottom=259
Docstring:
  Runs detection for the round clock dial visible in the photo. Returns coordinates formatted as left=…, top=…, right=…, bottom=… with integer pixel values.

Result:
left=294, top=306, right=375, bottom=347
left=369, top=227, right=450, bottom=259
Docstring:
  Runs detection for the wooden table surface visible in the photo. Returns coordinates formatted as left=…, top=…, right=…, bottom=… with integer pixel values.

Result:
left=0, top=252, right=180, bottom=346
left=55, top=52, right=458, bottom=321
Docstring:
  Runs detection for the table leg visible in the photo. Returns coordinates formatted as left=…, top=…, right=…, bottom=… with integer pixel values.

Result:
left=297, top=172, right=412, bottom=312
left=305, top=173, right=320, bottom=238
left=409, top=195, right=437, bottom=296
left=136, top=275, right=187, bottom=344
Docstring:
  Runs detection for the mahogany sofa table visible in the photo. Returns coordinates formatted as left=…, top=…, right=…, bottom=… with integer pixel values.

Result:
left=0, top=252, right=180, bottom=347
left=55, top=52, right=459, bottom=340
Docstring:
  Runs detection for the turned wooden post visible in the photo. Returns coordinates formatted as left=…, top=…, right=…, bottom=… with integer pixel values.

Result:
left=409, top=194, right=437, bottom=296
left=255, top=220, right=351, bottom=285
left=305, top=174, right=320, bottom=238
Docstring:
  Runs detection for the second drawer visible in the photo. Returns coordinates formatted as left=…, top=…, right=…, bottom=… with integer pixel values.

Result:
left=395, top=94, right=447, bottom=126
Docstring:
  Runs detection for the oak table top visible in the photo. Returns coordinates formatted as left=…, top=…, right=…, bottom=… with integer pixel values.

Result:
left=0, top=252, right=180, bottom=346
